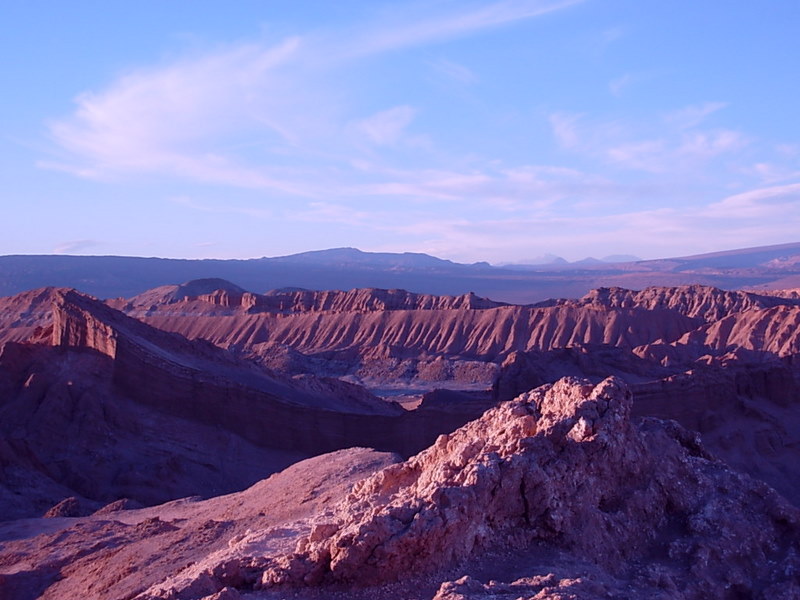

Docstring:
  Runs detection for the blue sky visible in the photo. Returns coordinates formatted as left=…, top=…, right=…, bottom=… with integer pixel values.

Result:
left=2, top=0, right=799, bottom=263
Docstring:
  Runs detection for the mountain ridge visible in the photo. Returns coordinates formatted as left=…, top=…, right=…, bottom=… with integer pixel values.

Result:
left=2, top=241, right=800, bottom=303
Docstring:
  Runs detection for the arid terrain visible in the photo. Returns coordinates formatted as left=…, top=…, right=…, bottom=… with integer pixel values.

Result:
left=2, top=258, right=800, bottom=598
left=6, top=0, right=799, bottom=592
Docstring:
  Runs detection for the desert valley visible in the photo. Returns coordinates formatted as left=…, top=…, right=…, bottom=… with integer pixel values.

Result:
left=1, top=244, right=800, bottom=599
left=5, top=0, right=799, bottom=596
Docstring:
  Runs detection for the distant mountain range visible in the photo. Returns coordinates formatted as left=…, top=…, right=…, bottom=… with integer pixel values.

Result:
left=500, top=253, right=642, bottom=267
left=1, top=242, right=799, bottom=303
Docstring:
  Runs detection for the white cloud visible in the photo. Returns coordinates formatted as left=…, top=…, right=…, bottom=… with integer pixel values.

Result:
left=606, top=140, right=666, bottom=171
left=676, top=130, right=748, bottom=159
left=376, top=197, right=799, bottom=264
left=41, top=0, right=584, bottom=195
left=602, top=26, right=625, bottom=45
left=291, top=202, right=375, bottom=226
left=43, top=37, right=325, bottom=193
left=34, top=0, right=791, bottom=265
left=776, top=144, right=799, bottom=157
left=51, top=39, right=301, bottom=156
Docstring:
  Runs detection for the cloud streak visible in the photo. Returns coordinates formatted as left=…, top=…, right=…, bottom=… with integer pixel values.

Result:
left=429, top=57, right=479, bottom=84
left=340, top=0, right=585, bottom=58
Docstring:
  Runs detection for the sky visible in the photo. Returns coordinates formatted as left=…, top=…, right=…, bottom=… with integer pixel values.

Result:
left=2, top=0, right=799, bottom=264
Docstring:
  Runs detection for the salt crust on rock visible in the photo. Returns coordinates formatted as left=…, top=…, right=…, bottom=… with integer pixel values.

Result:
left=137, top=377, right=800, bottom=599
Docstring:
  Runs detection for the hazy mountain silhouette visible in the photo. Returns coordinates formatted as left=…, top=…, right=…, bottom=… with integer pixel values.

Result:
left=0, top=241, right=798, bottom=303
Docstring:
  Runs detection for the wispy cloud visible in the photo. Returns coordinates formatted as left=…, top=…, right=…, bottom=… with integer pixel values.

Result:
left=53, top=239, right=102, bottom=254
left=429, top=57, right=479, bottom=84
left=608, top=73, right=632, bottom=97
left=665, top=102, right=727, bottom=129
left=291, top=202, right=377, bottom=226
left=746, top=162, right=800, bottom=183
left=42, top=37, right=326, bottom=193
left=549, top=112, right=584, bottom=149
left=705, top=182, right=800, bottom=218
left=341, top=0, right=585, bottom=58
left=354, top=106, right=418, bottom=146
left=41, top=0, right=584, bottom=198
left=33, top=0, right=793, bottom=265
left=344, top=162, right=630, bottom=212
left=375, top=196, right=799, bottom=263
left=170, top=196, right=273, bottom=219
left=601, top=26, right=625, bottom=45
left=549, top=106, right=749, bottom=173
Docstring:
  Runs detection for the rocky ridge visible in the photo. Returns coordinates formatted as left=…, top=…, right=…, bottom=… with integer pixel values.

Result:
left=102, top=280, right=800, bottom=505
left=114, top=284, right=506, bottom=315
left=119, top=284, right=710, bottom=355
left=115, top=283, right=800, bottom=385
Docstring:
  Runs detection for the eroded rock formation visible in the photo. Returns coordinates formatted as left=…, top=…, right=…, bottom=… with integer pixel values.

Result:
left=104, top=281, right=800, bottom=504
left=0, top=289, right=493, bottom=519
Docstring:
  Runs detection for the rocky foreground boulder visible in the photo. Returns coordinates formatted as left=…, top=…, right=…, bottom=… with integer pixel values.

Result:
left=125, top=377, right=800, bottom=599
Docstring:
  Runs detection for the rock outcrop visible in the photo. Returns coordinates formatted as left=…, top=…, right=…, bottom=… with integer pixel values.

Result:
left=130, top=378, right=800, bottom=599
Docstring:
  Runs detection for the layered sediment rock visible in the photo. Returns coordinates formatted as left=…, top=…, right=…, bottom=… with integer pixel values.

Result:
left=576, top=284, right=799, bottom=321
left=116, top=284, right=507, bottom=315
left=121, top=291, right=699, bottom=360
